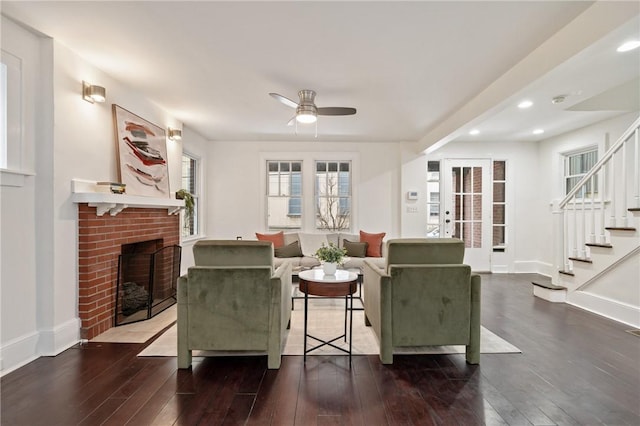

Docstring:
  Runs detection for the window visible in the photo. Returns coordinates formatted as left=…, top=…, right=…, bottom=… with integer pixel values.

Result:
left=426, top=161, right=440, bottom=237
left=181, top=153, right=200, bottom=238
left=565, top=148, right=598, bottom=198
left=315, top=161, right=351, bottom=230
left=492, top=160, right=506, bottom=251
left=267, top=161, right=302, bottom=230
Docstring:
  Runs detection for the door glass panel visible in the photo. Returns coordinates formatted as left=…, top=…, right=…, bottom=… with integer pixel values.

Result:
left=451, top=165, right=484, bottom=249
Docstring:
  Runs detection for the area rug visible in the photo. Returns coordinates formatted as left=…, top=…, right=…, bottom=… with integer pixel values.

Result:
left=137, top=303, right=520, bottom=357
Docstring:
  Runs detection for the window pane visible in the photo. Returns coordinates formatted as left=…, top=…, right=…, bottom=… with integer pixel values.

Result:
left=493, top=182, right=505, bottom=203
left=280, top=162, right=289, bottom=172
left=267, top=160, right=303, bottom=230
left=292, top=161, right=301, bottom=172
left=493, top=204, right=505, bottom=225
left=493, top=226, right=505, bottom=246
left=181, top=153, right=199, bottom=238
left=427, top=161, right=440, bottom=172
left=316, top=160, right=351, bottom=230
left=268, top=161, right=278, bottom=172
left=493, top=160, right=505, bottom=180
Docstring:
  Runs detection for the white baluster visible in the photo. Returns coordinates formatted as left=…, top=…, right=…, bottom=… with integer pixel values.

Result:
left=610, top=148, right=617, bottom=227
left=600, top=159, right=607, bottom=244
left=621, top=139, right=628, bottom=227
left=634, top=128, right=639, bottom=208
left=590, top=175, right=596, bottom=244
left=572, top=196, right=578, bottom=257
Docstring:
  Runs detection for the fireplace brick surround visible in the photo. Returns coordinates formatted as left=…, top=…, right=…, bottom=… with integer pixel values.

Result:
left=77, top=204, right=180, bottom=339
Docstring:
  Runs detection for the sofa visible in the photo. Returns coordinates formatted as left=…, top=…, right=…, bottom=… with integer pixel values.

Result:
left=257, top=231, right=388, bottom=271
left=177, top=240, right=292, bottom=369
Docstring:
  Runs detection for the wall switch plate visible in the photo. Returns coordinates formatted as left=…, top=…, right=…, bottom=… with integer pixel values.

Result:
left=406, top=206, right=418, bottom=213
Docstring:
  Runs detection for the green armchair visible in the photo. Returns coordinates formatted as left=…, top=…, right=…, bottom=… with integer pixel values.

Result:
left=363, top=238, right=481, bottom=364
left=177, top=240, right=292, bottom=369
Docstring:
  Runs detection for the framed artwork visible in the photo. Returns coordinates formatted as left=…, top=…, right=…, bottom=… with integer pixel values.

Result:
left=113, top=105, right=170, bottom=197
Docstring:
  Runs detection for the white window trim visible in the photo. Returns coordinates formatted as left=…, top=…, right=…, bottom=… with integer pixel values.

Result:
left=259, top=151, right=359, bottom=233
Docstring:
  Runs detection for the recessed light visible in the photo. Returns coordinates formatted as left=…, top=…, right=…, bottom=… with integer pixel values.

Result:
left=617, top=40, right=640, bottom=52
left=551, top=95, right=567, bottom=104
left=469, top=129, right=480, bottom=135
left=533, top=129, right=544, bottom=135
left=518, top=100, right=533, bottom=109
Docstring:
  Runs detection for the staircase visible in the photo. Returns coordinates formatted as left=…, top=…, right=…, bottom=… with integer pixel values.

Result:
left=533, top=116, right=640, bottom=328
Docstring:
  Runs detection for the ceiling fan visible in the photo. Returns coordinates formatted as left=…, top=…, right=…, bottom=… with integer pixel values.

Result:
left=269, top=89, right=356, bottom=126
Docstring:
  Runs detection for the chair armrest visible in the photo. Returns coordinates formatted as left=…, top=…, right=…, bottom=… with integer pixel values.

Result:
left=363, top=259, right=393, bottom=363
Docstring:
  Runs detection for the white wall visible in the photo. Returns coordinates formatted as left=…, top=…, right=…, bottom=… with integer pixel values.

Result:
left=426, top=139, right=541, bottom=273
left=207, top=141, right=401, bottom=241
left=1, top=18, right=191, bottom=375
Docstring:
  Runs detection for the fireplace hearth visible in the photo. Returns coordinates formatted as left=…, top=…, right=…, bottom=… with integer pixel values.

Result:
left=115, top=242, right=181, bottom=326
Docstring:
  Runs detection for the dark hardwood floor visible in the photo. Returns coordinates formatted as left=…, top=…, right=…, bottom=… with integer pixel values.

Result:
left=2, top=273, right=639, bottom=425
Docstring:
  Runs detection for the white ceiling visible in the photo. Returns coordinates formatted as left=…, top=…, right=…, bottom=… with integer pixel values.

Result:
left=3, top=1, right=639, bottom=150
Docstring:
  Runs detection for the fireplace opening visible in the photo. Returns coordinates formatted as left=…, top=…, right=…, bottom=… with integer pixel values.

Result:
left=115, top=240, right=181, bottom=326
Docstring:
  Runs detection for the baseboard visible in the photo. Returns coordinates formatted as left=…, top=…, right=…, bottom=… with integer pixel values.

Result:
left=514, top=260, right=552, bottom=275
left=38, top=317, right=82, bottom=356
left=0, top=331, right=40, bottom=377
left=567, top=291, right=640, bottom=328
left=1, top=317, right=81, bottom=377
left=491, top=265, right=509, bottom=273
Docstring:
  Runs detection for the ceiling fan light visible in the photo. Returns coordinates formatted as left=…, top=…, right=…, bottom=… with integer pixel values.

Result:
left=296, top=104, right=317, bottom=124
left=296, top=112, right=317, bottom=124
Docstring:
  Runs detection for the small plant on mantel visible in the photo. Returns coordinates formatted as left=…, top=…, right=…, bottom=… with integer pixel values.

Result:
left=315, top=242, right=347, bottom=265
left=175, top=189, right=194, bottom=218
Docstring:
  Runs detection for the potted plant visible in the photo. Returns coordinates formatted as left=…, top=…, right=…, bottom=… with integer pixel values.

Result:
left=315, top=242, right=347, bottom=275
left=175, top=189, right=194, bottom=218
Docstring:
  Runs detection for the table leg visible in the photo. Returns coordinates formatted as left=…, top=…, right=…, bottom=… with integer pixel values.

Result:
left=344, top=295, right=347, bottom=341
left=349, top=292, right=353, bottom=366
left=304, top=290, right=308, bottom=364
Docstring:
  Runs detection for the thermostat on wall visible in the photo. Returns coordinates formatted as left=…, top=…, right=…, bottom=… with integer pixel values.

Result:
left=407, top=191, right=419, bottom=200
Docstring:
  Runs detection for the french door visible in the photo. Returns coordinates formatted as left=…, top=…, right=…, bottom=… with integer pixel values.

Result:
left=442, top=159, right=492, bottom=271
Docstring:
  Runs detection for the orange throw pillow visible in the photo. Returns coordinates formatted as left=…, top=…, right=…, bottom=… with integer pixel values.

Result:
left=359, top=230, right=386, bottom=257
left=255, top=231, right=285, bottom=249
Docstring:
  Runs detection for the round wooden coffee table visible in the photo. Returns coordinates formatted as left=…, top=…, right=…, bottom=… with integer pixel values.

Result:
left=298, top=269, right=358, bottom=364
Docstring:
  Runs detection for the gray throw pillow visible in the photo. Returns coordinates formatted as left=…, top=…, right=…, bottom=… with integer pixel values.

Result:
left=274, top=241, right=303, bottom=258
left=344, top=239, right=368, bottom=258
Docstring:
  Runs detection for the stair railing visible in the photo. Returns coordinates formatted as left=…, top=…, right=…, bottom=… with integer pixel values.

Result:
left=553, top=116, right=640, bottom=276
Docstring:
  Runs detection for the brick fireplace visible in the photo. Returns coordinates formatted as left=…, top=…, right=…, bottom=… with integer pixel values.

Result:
left=77, top=204, right=180, bottom=339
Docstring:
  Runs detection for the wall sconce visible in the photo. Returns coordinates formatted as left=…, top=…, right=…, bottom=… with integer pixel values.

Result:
left=82, top=81, right=106, bottom=103
left=168, top=128, right=182, bottom=141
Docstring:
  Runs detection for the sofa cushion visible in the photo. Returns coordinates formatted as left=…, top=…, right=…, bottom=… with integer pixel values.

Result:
left=360, top=230, right=386, bottom=257
left=256, top=231, right=285, bottom=248
left=274, top=241, right=303, bottom=258
left=344, top=239, right=368, bottom=258
left=298, top=233, right=329, bottom=257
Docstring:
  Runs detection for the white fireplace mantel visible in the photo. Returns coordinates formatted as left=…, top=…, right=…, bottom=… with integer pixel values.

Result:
left=71, top=179, right=184, bottom=216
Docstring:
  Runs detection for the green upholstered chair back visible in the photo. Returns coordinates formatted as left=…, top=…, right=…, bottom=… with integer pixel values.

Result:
left=193, top=240, right=274, bottom=267
left=385, top=238, right=464, bottom=267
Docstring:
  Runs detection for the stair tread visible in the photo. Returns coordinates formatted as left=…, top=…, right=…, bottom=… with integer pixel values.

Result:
left=585, top=243, right=613, bottom=248
left=558, top=270, right=575, bottom=276
left=568, top=257, right=593, bottom=263
left=629, top=207, right=640, bottom=212
left=532, top=280, right=566, bottom=290
left=605, top=227, right=636, bottom=231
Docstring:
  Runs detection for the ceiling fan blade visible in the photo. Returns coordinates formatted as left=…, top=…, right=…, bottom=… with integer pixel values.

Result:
left=287, top=116, right=296, bottom=126
left=317, top=107, right=357, bottom=116
left=269, top=93, right=298, bottom=109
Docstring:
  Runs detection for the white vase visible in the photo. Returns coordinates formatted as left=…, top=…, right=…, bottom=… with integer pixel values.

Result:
left=322, top=262, right=337, bottom=275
